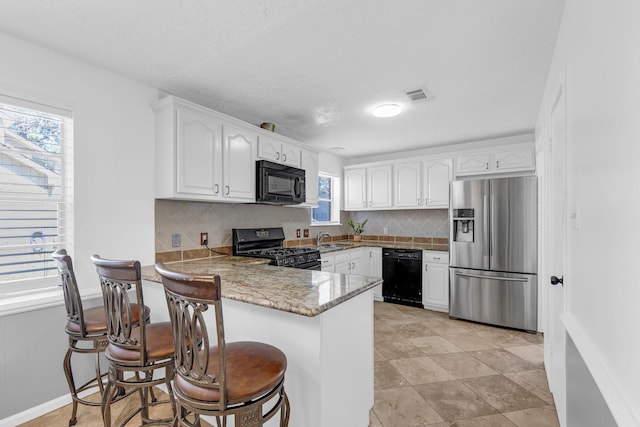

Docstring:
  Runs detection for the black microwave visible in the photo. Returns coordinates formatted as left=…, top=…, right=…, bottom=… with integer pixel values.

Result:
left=256, top=160, right=306, bottom=205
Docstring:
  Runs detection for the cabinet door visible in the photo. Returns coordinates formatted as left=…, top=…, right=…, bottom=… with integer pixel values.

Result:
left=222, top=123, right=256, bottom=201
left=455, top=153, right=492, bottom=176
left=423, top=262, right=449, bottom=312
left=321, top=254, right=335, bottom=272
left=344, top=168, right=367, bottom=210
left=424, top=159, right=452, bottom=208
left=176, top=106, right=222, bottom=196
left=368, top=247, right=382, bottom=278
left=395, top=162, right=421, bottom=207
left=494, top=148, right=535, bottom=172
left=350, top=249, right=367, bottom=276
left=301, top=149, right=319, bottom=206
left=257, top=135, right=281, bottom=163
left=334, top=260, right=352, bottom=274
left=368, top=165, right=393, bottom=209
left=281, top=142, right=301, bottom=168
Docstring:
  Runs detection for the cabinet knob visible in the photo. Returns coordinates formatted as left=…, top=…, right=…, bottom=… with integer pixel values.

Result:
left=214, top=184, right=219, bottom=194
left=283, top=153, right=287, bottom=162
left=225, top=185, right=230, bottom=195
left=276, top=152, right=280, bottom=160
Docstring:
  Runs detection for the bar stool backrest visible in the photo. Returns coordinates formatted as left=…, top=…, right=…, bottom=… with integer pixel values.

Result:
left=52, top=248, right=87, bottom=337
left=155, top=263, right=229, bottom=410
left=91, top=255, right=149, bottom=365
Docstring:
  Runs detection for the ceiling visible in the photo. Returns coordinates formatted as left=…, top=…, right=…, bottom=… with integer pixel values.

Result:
left=0, top=1, right=565, bottom=159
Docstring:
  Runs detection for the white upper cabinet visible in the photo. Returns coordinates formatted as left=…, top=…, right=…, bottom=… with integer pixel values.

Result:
left=368, top=165, right=393, bottom=209
left=221, top=123, right=257, bottom=201
left=394, top=162, right=422, bottom=208
left=344, top=166, right=392, bottom=210
left=344, top=168, right=367, bottom=210
left=455, top=145, right=535, bottom=177
left=154, top=96, right=316, bottom=204
left=257, top=134, right=301, bottom=168
left=175, top=105, right=222, bottom=196
left=154, top=96, right=256, bottom=202
left=423, top=159, right=452, bottom=208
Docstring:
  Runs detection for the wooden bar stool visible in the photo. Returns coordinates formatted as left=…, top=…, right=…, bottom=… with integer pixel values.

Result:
left=53, top=249, right=150, bottom=426
left=155, top=263, right=290, bottom=427
left=91, top=255, right=176, bottom=426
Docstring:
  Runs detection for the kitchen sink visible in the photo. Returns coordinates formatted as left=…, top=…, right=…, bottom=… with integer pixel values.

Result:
left=318, top=243, right=353, bottom=251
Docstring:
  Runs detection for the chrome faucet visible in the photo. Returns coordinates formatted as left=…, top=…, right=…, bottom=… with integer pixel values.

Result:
left=317, top=231, right=331, bottom=246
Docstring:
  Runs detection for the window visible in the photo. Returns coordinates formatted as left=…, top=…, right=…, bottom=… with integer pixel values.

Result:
left=0, top=95, right=73, bottom=291
left=311, top=173, right=340, bottom=224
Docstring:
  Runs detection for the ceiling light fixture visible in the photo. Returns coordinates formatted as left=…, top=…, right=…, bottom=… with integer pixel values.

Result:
left=372, top=103, right=402, bottom=118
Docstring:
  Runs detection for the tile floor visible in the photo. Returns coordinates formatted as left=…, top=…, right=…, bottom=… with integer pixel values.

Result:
left=370, top=301, right=559, bottom=426
left=19, top=301, right=558, bottom=426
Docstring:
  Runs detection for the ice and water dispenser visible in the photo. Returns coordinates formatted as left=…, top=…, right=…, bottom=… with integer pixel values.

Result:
left=453, top=208, right=475, bottom=243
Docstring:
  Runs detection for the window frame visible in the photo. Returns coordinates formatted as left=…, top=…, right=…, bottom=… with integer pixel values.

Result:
left=0, top=93, right=74, bottom=298
left=311, top=172, right=341, bottom=226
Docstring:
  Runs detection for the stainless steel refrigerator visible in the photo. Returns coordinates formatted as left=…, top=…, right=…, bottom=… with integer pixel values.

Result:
left=449, top=176, right=537, bottom=331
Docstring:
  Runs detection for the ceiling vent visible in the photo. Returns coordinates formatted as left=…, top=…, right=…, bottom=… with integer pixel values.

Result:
left=405, top=88, right=433, bottom=103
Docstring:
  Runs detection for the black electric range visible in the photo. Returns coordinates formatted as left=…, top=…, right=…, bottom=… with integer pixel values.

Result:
left=232, top=227, right=321, bottom=270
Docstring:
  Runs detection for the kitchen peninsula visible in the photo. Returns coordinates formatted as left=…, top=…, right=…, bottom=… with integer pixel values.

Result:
left=141, top=255, right=381, bottom=427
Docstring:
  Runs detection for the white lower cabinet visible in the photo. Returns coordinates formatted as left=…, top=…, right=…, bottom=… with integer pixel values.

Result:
left=422, top=251, right=449, bottom=312
left=322, top=247, right=384, bottom=300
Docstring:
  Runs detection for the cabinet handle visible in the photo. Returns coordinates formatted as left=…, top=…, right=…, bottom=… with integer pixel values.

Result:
left=225, top=185, right=230, bottom=195
left=276, top=152, right=280, bottom=160
left=485, top=162, right=489, bottom=170
left=351, top=261, right=355, bottom=269
left=283, top=153, right=287, bottom=162
left=417, top=198, right=420, bottom=205
left=214, top=184, right=219, bottom=194
left=425, top=265, right=428, bottom=271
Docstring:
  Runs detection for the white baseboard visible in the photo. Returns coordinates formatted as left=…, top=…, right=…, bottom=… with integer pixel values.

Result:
left=0, top=394, right=72, bottom=427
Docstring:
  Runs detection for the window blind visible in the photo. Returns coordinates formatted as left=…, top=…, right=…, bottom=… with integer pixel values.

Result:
left=0, top=96, right=73, bottom=284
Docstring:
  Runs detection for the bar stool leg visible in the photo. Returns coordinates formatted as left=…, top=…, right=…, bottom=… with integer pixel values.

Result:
left=62, top=346, right=78, bottom=426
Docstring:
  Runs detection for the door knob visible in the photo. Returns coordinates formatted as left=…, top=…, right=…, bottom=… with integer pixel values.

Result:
left=550, top=275, right=564, bottom=286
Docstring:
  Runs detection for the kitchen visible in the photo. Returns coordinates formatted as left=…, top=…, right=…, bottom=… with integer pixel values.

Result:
left=0, top=1, right=639, bottom=427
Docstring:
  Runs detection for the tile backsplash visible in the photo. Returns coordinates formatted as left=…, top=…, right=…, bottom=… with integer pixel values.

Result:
left=155, top=199, right=449, bottom=256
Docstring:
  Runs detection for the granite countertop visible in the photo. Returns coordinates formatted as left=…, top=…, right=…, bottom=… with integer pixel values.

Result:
left=142, top=256, right=382, bottom=317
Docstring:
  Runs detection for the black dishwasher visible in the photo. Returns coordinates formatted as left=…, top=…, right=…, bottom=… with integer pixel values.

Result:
left=382, top=248, right=423, bottom=307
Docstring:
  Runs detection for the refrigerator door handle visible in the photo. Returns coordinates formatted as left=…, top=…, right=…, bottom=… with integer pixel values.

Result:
left=454, top=271, right=529, bottom=282
left=490, top=194, right=495, bottom=257
left=483, top=194, right=490, bottom=258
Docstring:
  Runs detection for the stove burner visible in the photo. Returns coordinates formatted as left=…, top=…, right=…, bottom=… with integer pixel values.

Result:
left=232, top=228, right=321, bottom=269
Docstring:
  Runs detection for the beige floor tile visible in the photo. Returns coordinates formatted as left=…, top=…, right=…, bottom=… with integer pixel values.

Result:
left=430, top=352, right=498, bottom=380
left=504, top=370, right=554, bottom=404
left=373, top=386, right=445, bottom=426
left=502, top=405, right=560, bottom=427
left=463, top=375, right=547, bottom=412
left=408, top=335, right=464, bottom=355
left=414, top=380, right=499, bottom=421
left=426, top=319, right=473, bottom=335
left=390, top=356, right=454, bottom=385
left=442, top=333, right=497, bottom=351
left=375, top=360, right=410, bottom=390
left=390, top=321, right=437, bottom=339
left=473, top=328, right=535, bottom=348
left=375, top=336, right=429, bottom=359
left=369, top=408, right=384, bottom=427
left=450, top=414, right=517, bottom=426
left=504, top=344, right=544, bottom=367
left=469, top=348, right=538, bottom=374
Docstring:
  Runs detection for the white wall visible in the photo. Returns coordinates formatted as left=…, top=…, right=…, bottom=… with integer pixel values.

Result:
left=0, top=31, right=158, bottom=420
left=535, top=1, right=640, bottom=425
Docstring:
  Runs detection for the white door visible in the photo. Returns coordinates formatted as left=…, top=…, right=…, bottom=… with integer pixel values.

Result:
left=546, top=82, right=567, bottom=425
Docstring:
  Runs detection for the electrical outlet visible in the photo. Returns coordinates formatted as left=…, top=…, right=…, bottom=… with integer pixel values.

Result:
left=200, top=232, right=208, bottom=246
left=383, top=227, right=388, bottom=235
left=296, top=229, right=301, bottom=238
left=303, top=229, right=309, bottom=237
left=172, top=234, right=181, bottom=248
